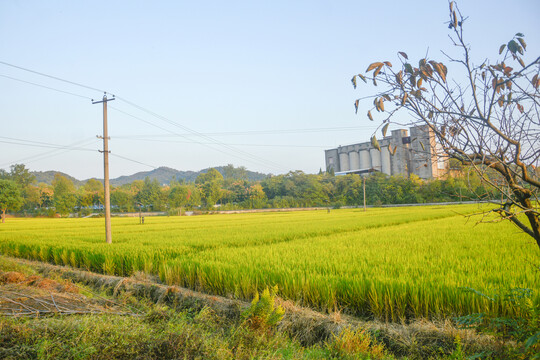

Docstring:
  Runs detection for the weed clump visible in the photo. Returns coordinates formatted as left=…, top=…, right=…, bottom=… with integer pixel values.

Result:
left=242, top=286, right=285, bottom=331
left=326, top=326, right=389, bottom=359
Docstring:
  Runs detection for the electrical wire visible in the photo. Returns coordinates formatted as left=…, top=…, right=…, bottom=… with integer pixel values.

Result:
left=110, top=153, right=157, bottom=169
left=0, top=74, right=93, bottom=100
left=0, top=138, right=99, bottom=168
left=115, top=96, right=290, bottom=172
left=113, top=136, right=330, bottom=148
left=109, top=104, right=288, bottom=172
left=112, top=125, right=377, bottom=138
left=0, top=136, right=97, bottom=151
left=0, top=60, right=293, bottom=172
left=0, top=60, right=340, bottom=173
left=0, top=61, right=105, bottom=94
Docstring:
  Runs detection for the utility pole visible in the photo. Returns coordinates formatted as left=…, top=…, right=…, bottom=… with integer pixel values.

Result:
left=363, top=175, right=366, bottom=212
left=93, top=93, right=115, bottom=244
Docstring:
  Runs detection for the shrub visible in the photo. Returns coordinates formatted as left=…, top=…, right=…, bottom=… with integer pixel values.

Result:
left=242, top=286, right=284, bottom=331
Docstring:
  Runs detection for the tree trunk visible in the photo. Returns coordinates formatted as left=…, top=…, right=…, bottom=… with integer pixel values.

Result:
left=1, top=209, right=5, bottom=223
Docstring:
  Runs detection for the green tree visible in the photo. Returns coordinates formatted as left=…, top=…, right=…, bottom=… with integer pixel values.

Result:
left=38, top=183, right=54, bottom=208
left=0, top=179, right=23, bottom=223
left=135, top=177, right=163, bottom=211
left=84, top=178, right=104, bottom=193
left=222, top=164, right=248, bottom=181
left=111, top=188, right=134, bottom=212
left=2, top=164, right=37, bottom=212
left=52, top=174, right=76, bottom=216
left=168, top=185, right=190, bottom=209
left=352, top=2, right=540, bottom=248
left=9, top=164, right=35, bottom=188
left=195, top=168, right=224, bottom=207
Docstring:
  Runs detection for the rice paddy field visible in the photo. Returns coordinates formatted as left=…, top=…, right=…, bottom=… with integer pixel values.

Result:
left=0, top=204, right=538, bottom=322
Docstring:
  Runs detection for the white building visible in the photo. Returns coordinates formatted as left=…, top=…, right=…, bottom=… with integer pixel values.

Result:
left=325, top=125, right=448, bottom=179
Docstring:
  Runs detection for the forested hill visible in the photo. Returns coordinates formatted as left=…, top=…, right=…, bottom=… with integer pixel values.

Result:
left=31, top=171, right=85, bottom=187
left=32, top=165, right=269, bottom=186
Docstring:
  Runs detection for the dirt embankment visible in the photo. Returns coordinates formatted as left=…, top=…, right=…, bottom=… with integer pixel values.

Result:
left=0, top=255, right=500, bottom=357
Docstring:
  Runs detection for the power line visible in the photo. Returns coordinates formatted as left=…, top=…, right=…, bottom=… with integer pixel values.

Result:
left=0, top=74, right=92, bottom=100
left=115, top=96, right=289, bottom=172
left=0, top=138, right=99, bottom=168
left=0, top=60, right=291, bottom=172
left=110, top=153, right=157, bottom=169
left=110, top=104, right=288, bottom=172
left=0, top=60, right=105, bottom=94
left=112, top=125, right=377, bottom=138
left=113, top=136, right=330, bottom=148
left=0, top=60, right=326, bottom=173
left=0, top=136, right=97, bottom=151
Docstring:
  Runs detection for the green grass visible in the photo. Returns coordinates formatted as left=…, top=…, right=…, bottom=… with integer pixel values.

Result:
left=1, top=205, right=538, bottom=321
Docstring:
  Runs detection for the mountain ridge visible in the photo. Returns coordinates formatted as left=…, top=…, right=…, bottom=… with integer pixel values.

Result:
left=31, top=166, right=270, bottom=186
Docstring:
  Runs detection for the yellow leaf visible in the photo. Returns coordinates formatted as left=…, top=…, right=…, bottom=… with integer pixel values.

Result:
left=518, top=58, right=525, bottom=68
left=395, top=71, right=403, bottom=85
left=379, top=98, right=385, bottom=112
left=384, top=61, right=392, bottom=67
left=367, top=110, right=373, bottom=121
left=401, top=93, right=408, bottom=105
left=373, top=64, right=383, bottom=77
left=433, top=63, right=446, bottom=82
left=366, top=62, right=383, bottom=72
left=417, top=78, right=423, bottom=88
left=371, top=136, right=381, bottom=151
left=382, top=123, right=389, bottom=137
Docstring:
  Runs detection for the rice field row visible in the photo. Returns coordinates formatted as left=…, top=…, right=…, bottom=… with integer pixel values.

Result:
left=0, top=205, right=538, bottom=321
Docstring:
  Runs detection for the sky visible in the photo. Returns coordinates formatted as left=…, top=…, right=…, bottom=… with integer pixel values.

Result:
left=1, top=0, right=539, bottom=180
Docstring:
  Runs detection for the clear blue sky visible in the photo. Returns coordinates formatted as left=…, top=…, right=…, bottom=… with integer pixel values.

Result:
left=1, top=0, right=538, bottom=179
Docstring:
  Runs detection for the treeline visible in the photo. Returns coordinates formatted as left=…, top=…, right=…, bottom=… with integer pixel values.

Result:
left=0, top=164, right=497, bottom=218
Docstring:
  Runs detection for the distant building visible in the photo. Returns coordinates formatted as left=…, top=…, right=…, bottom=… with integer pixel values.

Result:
left=325, top=125, right=448, bottom=179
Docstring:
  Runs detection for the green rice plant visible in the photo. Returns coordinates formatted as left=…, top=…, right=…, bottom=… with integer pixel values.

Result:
left=38, top=246, right=50, bottom=262
left=0, top=205, right=538, bottom=321
left=102, top=255, right=116, bottom=275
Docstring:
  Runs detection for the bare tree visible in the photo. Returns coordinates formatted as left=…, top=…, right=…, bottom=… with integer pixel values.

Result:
left=352, top=2, right=540, bottom=249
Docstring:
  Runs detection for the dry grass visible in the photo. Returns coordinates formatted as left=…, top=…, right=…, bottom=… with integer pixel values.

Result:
left=1, top=255, right=514, bottom=358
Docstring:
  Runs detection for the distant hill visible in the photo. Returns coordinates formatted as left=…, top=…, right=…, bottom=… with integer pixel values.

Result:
left=32, top=166, right=269, bottom=186
left=110, top=167, right=199, bottom=186
left=32, top=171, right=85, bottom=187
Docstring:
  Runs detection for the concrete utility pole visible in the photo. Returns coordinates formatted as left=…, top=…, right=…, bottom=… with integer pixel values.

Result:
left=363, top=175, right=366, bottom=212
left=93, top=93, right=115, bottom=244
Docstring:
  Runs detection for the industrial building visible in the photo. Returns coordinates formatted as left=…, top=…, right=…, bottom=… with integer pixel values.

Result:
left=325, top=125, right=448, bottom=179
